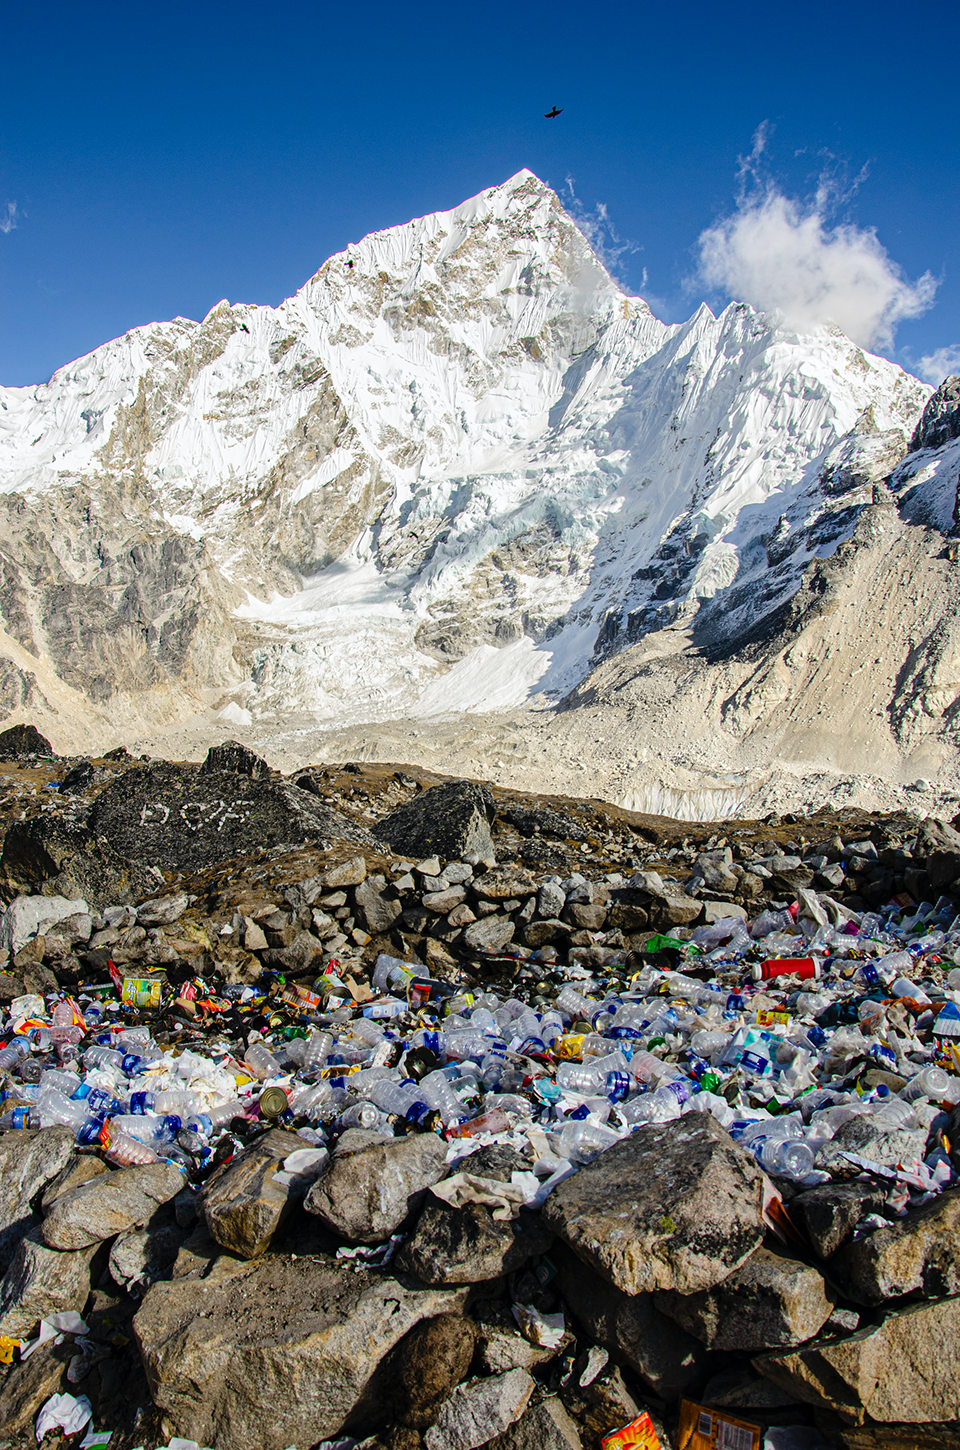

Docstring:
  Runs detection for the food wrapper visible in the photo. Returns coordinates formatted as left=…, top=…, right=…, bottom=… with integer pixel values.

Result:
left=676, top=1400, right=761, bottom=1450
left=601, top=1411, right=661, bottom=1450
left=121, top=978, right=163, bottom=1010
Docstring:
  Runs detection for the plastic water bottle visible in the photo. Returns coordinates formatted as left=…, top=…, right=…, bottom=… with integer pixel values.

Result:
left=39, top=1068, right=82, bottom=1097
left=206, top=1098, right=245, bottom=1128
left=300, top=1032, right=334, bottom=1076
left=108, top=1113, right=182, bottom=1145
left=350, top=1018, right=386, bottom=1047
left=243, top=1043, right=281, bottom=1080
left=445, top=1031, right=506, bottom=1061
left=448, top=1106, right=513, bottom=1138
left=756, top=1138, right=815, bottom=1179
left=102, top=1128, right=161, bottom=1167
left=127, top=1089, right=199, bottom=1116
left=618, top=1088, right=682, bottom=1125
left=418, top=1070, right=465, bottom=1124
left=556, top=1118, right=621, bottom=1162
left=38, top=1089, right=99, bottom=1137
left=555, top=985, right=594, bottom=1018
left=368, top=1080, right=432, bottom=1125
left=73, top=1084, right=123, bottom=1117
left=336, top=1102, right=389, bottom=1131
left=0, top=1041, right=30, bottom=1073
left=900, top=1065, right=951, bottom=1103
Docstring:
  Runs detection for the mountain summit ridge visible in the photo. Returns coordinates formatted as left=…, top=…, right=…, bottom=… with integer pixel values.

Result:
left=0, top=171, right=958, bottom=817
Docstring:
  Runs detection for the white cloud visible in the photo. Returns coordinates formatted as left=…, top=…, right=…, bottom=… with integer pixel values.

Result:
left=0, top=202, right=17, bottom=235
left=562, top=176, right=638, bottom=283
left=915, top=346, right=960, bottom=385
left=697, top=128, right=937, bottom=353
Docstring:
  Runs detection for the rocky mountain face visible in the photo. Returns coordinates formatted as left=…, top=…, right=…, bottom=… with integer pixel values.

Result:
left=1, top=170, right=959, bottom=815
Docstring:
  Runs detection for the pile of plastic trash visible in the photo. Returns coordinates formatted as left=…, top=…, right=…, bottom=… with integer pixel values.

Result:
left=3, top=883, right=960, bottom=1219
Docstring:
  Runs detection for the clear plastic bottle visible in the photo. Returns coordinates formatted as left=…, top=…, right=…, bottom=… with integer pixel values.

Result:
left=447, top=1106, right=512, bottom=1138
left=102, top=1128, right=161, bottom=1167
left=0, top=1040, right=30, bottom=1073
left=243, top=1043, right=281, bottom=1081
left=418, top=1070, right=465, bottom=1124
left=337, top=1102, right=389, bottom=1131
left=72, top=1084, right=123, bottom=1117
left=555, top=985, right=594, bottom=1018
left=37, top=1088, right=99, bottom=1137
left=108, top=1112, right=182, bottom=1145
left=445, top=1031, right=506, bottom=1061
left=556, top=1118, right=620, bottom=1163
left=900, top=1065, right=951, bottom=1103
left=618, top=1088, right=682, bottom=1126
left=368, top=1079, right=432, bottom=1125
left=206, top=1098, right=245, bottom=1127
left=350, top=1018, right=386, bottom=1047
left=39, top=1068, right=81, bottom=1097
left=756, top=1138, right=815, bottom=1180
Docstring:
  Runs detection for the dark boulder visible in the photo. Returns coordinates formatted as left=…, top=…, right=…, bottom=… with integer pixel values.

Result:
left=910, top=375, right=960, bottom=451
left=0, top=816, right=158, bottom=911
left=89, top=761, right=370, bottom=873
left=374, top=780, right=496, bottom=866
left=199, top=739, right=270, bottom=779
left=0, top=723, right=53, bottom=759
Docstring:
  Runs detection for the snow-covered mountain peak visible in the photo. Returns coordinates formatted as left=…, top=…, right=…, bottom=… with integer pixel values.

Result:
left=0, top=171, right=949, bottom=806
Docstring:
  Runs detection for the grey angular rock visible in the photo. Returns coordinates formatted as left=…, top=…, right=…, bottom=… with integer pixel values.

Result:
left=40, top=1152, right=109, bottom=1214
left=474, top=865, right=538, bottom=900
left=537, top=881, right=566, bottom=918
left=375, top=780, right=496, bottom=867
left=354, top=873, right=404, bottom=934
left=488, top=1398, right=583, bottom=1450
left=789, top=1181, right=889, bottom=1259
left=423, top=1368, right=534, bottom=1450
left=0, top=1125, right=74, bottom=1270
left=200, top=1128, right=303, bottom=1258
left=554, top=1246, right=705, bottom=1400
left=199, top=739, right=270, bottom=778
left=463, top=913, right=516, bottom=952
left=305, top=1131, right=450, bottom=1243
left=654, top=1246, right=834, bottom=1351
left=89, top=760, right=369, bottom=873
left=135, top=891, right=191, bottom=927
left=0, top=722, right=53, bottom=759
left=381, top=1312, right=478, bottom=1429
left=754, top=1295, right=960, bottom=1422
left=323, top=854, right=368, bottom=887
left=831, top=1191, right=960, bottom=1306
left=814, top=1114, right=928, bottom=1171
left=0, top=1343, right=67, bottom=1436
left=542, top=1113, right=764, bottom=1295
left=42, top=1161, right=185, bottom=1250
left=109, top=1221, right=187, bottom=1291
left=910, top=374, right=960, bottom=451
left=0, top=896, right=89, bottom=953
left=0, top=1226, right=98, bottom=1338
left=397, top=1201, right=552, bottom=1285
left=133, top=1256, right=468, bottom=1450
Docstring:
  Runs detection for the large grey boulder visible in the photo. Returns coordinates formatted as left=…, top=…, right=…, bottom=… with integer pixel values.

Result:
left=463, top=914, right=516, bottom=953
left=554, top=1247, right=705, bottom=1400
left=380, top=1313, right=478, bottom=1430
left=305, top=1131, right=449, bottom=1243
left=397, top=1200, right=552, bottom=1285
left=487, top=1398, right=582, bottom=1450
left=754, top=1295, right=960, bottom=1421
left=0, top=1126, right=74, bottom=1270
left=133, top=1256, right=468, bottom=1450
left=831, top=1191, right=960, bottom=1306
left=789, top=1181, right=889, bottom=1259
left=0, top=896, right=89, bottom=954
left=42, top=1162, right=185, bottom=1250
left=354, top=874, right=404, bottom=934
left=814, top=1114, right=929, bottom=1172
left=423, top=1369, right=534, bottom=1450
left=109, top=1221, right=187, bottom=1291
left=0, top=1226, right=99, bottom=1338
left=200, top=1128, right=303, bottom=1259
left=89, top=760, right=369, bottom=873
left=374, top=780, right=496, bottom=867
left=542, top=1114, right=764, bottom=1295
left=654, top=1246, right=834, bottom=1351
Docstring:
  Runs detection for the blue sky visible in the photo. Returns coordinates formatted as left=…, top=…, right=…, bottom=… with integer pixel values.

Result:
left=1, top=0, right=957, bottom=387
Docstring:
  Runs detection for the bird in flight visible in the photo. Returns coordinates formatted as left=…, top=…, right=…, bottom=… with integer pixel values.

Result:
left=544, top=106, right=562, bottom=119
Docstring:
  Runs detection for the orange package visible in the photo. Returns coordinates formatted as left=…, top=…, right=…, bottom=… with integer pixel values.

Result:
left=602, top=1412, right=662, bottom=1450
left=676, top=1401, right=761, bottom=1450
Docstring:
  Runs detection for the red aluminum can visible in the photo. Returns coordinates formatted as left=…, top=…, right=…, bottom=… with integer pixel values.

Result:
left=753, top=957, right=818, bottom=982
